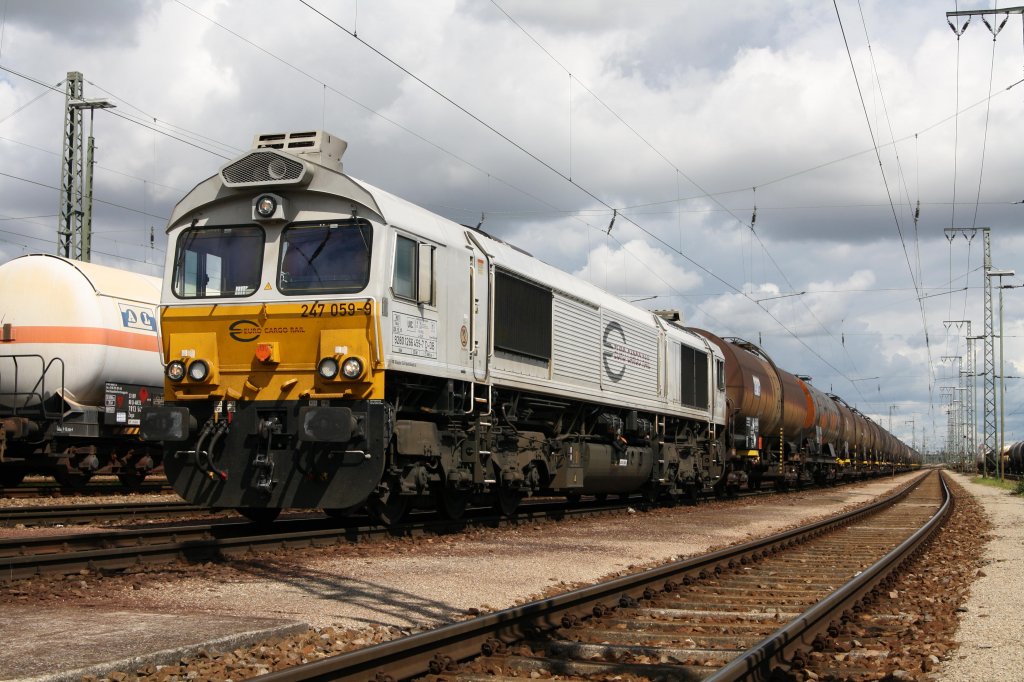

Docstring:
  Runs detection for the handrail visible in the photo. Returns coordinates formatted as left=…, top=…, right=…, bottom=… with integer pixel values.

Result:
left=0, top=354, right=66, bottom=420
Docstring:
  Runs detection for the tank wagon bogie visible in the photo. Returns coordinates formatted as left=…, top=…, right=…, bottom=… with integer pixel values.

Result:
left=140, top=130, right=917, bottom=523
left=0, top=254, right=164, bottom=487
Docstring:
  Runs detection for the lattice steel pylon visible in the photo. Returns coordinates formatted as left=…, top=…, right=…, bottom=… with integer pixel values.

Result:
left=945, top=228, right=993, bottom=469
left=58, top=71, right=84, bottom=260
left=943, top=320, right=977, bottom=461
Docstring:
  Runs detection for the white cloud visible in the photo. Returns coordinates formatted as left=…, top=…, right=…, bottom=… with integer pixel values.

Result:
left=0, top=0, right=1021, bottom=446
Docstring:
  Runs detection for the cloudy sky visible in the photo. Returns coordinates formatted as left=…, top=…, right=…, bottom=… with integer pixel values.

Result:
left=1, top=0, right=1022, bottom=457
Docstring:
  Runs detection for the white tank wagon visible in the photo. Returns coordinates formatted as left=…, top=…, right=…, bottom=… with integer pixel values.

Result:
left=0, top=254, right=165, bottom=487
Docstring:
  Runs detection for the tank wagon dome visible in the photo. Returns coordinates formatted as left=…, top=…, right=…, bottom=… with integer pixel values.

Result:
left=0, top=254, right=163, bottom=406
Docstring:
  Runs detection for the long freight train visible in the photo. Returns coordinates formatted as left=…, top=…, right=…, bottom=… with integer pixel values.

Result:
left=0, top=254, right=165, bottom=487
left=141, top=131, right=918, bottom=523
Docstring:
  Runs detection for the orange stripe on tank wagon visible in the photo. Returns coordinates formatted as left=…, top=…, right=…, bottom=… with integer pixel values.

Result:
left=0, top=326, right=159, bottom=352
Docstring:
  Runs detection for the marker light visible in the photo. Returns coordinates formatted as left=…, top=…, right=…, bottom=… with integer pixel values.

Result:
left=341, top=357, right=364, bottom=379
left=317, top=357, right=339, bottom=379
left=166, top=360, right=186, bottom=382
left=255, top=194, right=277, bottom=218
left=188, top=359, right=210, bottom=382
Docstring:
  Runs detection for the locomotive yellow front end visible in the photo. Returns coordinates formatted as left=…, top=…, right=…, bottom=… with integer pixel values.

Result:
left=141, top=132, right=393, bottom=520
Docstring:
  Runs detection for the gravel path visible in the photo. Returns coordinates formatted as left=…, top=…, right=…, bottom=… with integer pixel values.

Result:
left=108, top=475, right=920, bottom=631
left=938, top=473, right=1024, bottom=681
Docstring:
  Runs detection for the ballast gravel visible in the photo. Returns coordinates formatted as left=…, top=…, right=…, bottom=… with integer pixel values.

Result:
left=7, top=471, right=1019, bottom=681
left=0, top=474, right=922, bottom=680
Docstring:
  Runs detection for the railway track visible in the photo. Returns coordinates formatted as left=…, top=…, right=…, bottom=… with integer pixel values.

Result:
left=0, top=500, right=201, bottom=526
left=244, top=470, right=946, bottom=682
left=0, top=480, right=172, bottom=499
left=0, top=475, right=911, bottom=581
left=0, top=497, right=644, bottom=581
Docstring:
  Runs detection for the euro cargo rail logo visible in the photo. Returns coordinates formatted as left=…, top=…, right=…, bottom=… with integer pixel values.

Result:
left=229, top=320, right=306, bottom=342
left=229, top=320, right=262, bottom=342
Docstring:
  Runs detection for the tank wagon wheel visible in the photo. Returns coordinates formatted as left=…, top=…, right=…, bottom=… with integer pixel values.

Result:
left=435, top=487, right=470, bottom=521
left=0, top=471, right=26, bottom=488
left=368, top=478, right=409, bottom=526
left=237, top=507, right=281, bottom=524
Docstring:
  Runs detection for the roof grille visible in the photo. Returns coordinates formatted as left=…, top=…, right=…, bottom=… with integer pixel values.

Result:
left=220, top=151, right=307, bottom=187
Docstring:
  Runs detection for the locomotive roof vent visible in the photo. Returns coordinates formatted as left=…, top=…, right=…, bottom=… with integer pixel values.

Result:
left=253, top=131, right=347, bottom=171
left=219, top=131, right=349, bottom=189
left=652, top=309, right=681, bottom=323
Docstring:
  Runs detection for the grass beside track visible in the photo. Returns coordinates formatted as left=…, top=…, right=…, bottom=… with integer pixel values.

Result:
left=969, top=474, right=1022, bottom=494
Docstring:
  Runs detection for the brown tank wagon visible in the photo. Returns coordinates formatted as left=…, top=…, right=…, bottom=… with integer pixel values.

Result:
left=687, top=330, right=912, bottom=491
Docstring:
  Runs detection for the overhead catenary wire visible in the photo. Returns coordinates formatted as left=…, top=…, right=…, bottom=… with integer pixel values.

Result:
left=489, top=0, right=867, bottom=395
left=298, top=0, right=871, bottom=392
left=171, top=0, right=572, bottom=230
left=833, top=0, right=935, bottom=405
left=0, top=169, right=168, bottom=222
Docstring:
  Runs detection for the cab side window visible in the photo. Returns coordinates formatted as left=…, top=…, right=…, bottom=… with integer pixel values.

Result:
left=393, top=234, right=434, bottom=304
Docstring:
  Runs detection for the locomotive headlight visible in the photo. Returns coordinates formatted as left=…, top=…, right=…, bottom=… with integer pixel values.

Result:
left=317, top=357, right=340, bottom=379
left=166, top=360, right=186, bottom=382
left=341, top=356, right=364, bottom=380
left=255, top=194, right=277, bottom=218
left=187, top=359, right=210, bottom=382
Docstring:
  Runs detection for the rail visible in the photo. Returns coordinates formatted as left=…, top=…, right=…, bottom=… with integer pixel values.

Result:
left=248, top=472, right=939, bottom=682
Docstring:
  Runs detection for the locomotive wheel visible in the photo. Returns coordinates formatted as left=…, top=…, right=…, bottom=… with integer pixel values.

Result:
left=368, top=483, right=409, bottom=526
left=641, top=486, right=661, bottom=505
left=54, top=470, right=93, bottom=489
left=237, top=507, right=281, bottom=524
left=565, top=492, right=582, bottom=505
left=323, top=506, right=360, bottom=520
left=116, top=471, right=147, bottom=490
left=492, top=486, right=524, bottom=516
left=0, top=471, right=25, bottom=487
left=436, top=488, right=470, bottom=520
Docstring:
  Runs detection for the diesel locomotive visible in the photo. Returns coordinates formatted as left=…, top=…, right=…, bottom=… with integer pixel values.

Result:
left=140, top=131, right=917, bottom=523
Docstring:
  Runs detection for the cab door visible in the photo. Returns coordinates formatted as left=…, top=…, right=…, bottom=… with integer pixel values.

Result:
left=464, top=231, right=491, bottom=381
